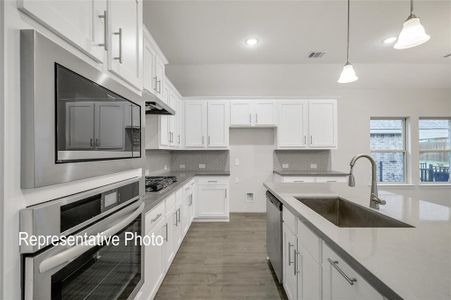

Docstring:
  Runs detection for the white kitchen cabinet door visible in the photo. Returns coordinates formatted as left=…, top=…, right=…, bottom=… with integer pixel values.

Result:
left=143, top=218, right=165, bottom=300
left=297, top=244, right=321, bottom=300
left=283, top=224, right=298, bottom=300
left=308, top=100, right=337, bottom=148
left=95, top=103, right=125, bottom=149
left=254, top=100, right=276, bottom=126
left=207, top=101, right=229, bottom=148
left=143, top=40, right=156, bottom=93
left=277, top=101, right=308, bottom=148
left=175, top=189, right=184, bottom=247
left=184, top=101, right=206, bottom=148
left=159, top=115, right=170, bottom=147
left=230, top=100, right=252, bottom=126
left=322, top=244, right=383, bottom=300
left=196, top=184, right=229, bottom=219
left=18, top=0, right=106, bottom=63
left=167, top=93, right=176, bottom=147
left=181, top=186, right=194, bottom=236
left=108, top=0, right=142, bottom=90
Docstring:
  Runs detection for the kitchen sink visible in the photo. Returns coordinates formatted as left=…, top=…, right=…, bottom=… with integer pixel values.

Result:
left=295, top=197, right=413, bottom=228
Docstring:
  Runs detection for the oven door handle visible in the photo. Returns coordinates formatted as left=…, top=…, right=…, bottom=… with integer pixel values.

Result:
left=39, top=201, right=145, bottom=274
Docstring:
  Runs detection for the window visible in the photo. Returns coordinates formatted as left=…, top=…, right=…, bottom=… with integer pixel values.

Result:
left=419, top=119, right=451, bottom=183
left=370, top=119, right=407, bottom=183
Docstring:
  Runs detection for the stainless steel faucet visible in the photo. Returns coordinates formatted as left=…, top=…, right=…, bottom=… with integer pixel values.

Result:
left=348, top=154, right=386, bottom=209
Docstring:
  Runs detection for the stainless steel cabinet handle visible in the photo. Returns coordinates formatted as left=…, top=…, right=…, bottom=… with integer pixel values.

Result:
left=288, top=242, right=294, bottom=266
left=157, top=79, right=161, bottom=93
left=153, top=76, right=158, bottom=92
left=202, top=136, right=204, bottom=145
left=98, top=10, right=108, bottom=50
left=255, top=114, right=258, bottom=124
left=208, top=136, right=211, bottom=145
left=177, top=208, right=181, bottom=223
left=95, top=138, right=100, bottom=147
left=249, top=113, right=251, bottom=124
left=151, top=213, right=162, bottom=223
left=174, top=211, right=178, bottom=226
left=310, top=136, right=313, bottom=144
left=113, top=28, right=122, bottom=63
left=165, top=223, right=168, bottom=242
left=90, top=138, right=94, bottom=147
left=178, top=134, right=181, bottom=144
left=293, top=249, right=297, bottom=275
left=304, top=136, right=307, bottom=145
left=208, top=180, right=218, bottom=183
left=294, top=180, right=304, bottom=183
left=224, top=189, right=227, bottom=198
left=327, top=258, right=357, bottom=285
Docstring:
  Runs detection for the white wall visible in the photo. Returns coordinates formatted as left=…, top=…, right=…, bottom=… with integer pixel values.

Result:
left=168, top=64, right=451, bottom=208
left=2, top=3, right=142, bottom=299
left=229, top=128, right=275, bottom=212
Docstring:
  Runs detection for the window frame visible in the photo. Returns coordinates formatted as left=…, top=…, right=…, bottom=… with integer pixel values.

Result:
left=418, top=117, right=451, bottom=184
left=370, top=117, right=408, bottom=184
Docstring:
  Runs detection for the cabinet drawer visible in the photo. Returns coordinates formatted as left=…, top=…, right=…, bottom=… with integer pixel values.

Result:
left=165, top=193, right=176, bottom=213
left=145, top=202, right=165, bottom=233
left=196, top=176, right=229, bottom=185
left=283, top=176, right=316, bottom=183
left=322, top=243, right=383, bottom=300
left=283, top=207, right=297, bottom=234
left=316, top=176, right=347, bottom=183
left=298, top=221, right=321, bottom=263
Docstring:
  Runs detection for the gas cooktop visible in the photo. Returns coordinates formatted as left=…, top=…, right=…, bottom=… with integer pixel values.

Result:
left=145, top=176, right=177, bottom=192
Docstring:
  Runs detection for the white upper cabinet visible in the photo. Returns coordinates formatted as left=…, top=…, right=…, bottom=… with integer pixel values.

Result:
left=207, top=101, right=229, bottom=148
left=107, top=0, right=143, bottom=90
left=184, top=100, right=229, bottom=149
left=184, top=100, right=207, bottom=148
left=143, top=27, right=166, bottom=100
left=277, top=99, right=337, bottom=149
left=230, top=100, right=276, bottom=127
left=18, top=0, right=107, bottom=62
left=277, top=100, right=308, bottom=148
left=308, top=100, right=337, bottom=148
left=254, top=100, right=276, bottom=126
left=230, top=100, right=252, bottom=126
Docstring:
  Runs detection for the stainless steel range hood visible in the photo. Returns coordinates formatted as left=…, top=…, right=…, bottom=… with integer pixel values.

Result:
left=143, top=89, right=175, bottom=115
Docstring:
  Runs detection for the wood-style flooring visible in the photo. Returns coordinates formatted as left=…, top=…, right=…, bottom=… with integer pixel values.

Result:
left=155, top=213, right=286, bottom=300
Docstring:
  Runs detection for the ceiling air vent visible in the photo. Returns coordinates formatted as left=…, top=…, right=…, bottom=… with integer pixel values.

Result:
left=308, top=51, right=326, bottom=58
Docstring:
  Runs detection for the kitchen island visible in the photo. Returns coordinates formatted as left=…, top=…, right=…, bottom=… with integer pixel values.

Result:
left=264, top=181, right=451, bottom=300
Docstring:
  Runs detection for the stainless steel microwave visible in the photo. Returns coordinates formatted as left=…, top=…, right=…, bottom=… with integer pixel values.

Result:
left=21, top=30, right=144, bottom=188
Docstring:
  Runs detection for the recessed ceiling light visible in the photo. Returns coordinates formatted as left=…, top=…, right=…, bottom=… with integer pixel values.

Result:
left=244, top=38, right=259, bottom=47
left=383, top=37, right=397, bottom=44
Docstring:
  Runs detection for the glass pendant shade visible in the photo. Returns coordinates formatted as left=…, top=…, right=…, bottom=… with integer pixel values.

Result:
left=337, top=63, right=358, bottom=83
left=394, top=16, right=430, bottom=49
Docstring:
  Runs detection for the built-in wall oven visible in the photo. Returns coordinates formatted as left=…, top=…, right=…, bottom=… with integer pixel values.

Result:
left=20, top=29, right=144, bottom=188
left=20, top=178, right=144, bottom=300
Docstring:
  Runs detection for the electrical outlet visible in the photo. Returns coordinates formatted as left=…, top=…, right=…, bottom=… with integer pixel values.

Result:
left=235, top=158, right=240, bottom=166
left=282, top=163, right=289, bottom=169
left=179, top=164, right=186, bottom=169
left=310, top=163, right=318, bottom=169
left=164, top=164, right=168, bottom=170
left=199, top=164, right=206, bottom=169
left=246, top=193, right=255, bottom=202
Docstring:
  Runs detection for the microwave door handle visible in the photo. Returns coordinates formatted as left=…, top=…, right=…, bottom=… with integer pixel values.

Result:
left=39, top=201, right=144, bottom=274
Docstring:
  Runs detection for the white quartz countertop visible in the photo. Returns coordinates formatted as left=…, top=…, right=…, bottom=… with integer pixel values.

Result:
left=264, top=182, right=451, bottom=300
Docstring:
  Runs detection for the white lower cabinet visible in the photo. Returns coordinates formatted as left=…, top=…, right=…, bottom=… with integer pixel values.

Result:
left=283, top=223, right=298, bottom=300
left=282, top=208, right=384, bottom=300
left=195, top=177, right=229, bottom=221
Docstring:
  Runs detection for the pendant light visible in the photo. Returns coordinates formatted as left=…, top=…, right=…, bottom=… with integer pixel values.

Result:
left=338, top=0, right=358, bottom=83
left=394, top=0, right=430, bottom=49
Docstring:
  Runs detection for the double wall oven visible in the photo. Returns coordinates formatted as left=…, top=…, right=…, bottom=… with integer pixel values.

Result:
left=20, top=179, right=144, bottom=300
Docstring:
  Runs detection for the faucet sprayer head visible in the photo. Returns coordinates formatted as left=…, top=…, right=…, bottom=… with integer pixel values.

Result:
left=348, top=173, right=355, bottom=187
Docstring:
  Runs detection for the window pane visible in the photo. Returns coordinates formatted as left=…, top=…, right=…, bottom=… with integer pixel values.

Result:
left=370, top=119, right=404, bottom=150
left=419, top=119, right=451, bottom=150
left=419, top=151, right=450, bottom=182
left=371, top=151, right=405, bottom=183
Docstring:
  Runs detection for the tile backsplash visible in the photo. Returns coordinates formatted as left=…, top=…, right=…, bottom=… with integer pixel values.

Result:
left=171, top=150, right=230, bottom=171
left=145, top=150, right=171, bottom=175
left=273, top=150, right=331, bottom=171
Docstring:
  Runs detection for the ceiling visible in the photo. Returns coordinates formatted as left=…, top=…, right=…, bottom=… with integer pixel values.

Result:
left=143, top=0, right=451, bottom=65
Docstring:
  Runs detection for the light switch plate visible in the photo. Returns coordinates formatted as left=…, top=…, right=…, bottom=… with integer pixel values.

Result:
left=199, top=164, right=206, bottom=169
left=310, top=163, right=318, bottom=169
left=235, top=158, right=240, bottom=166
left=179, top=164, right=186, bottom=169
left=282, top=163, right=289, bottom=169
